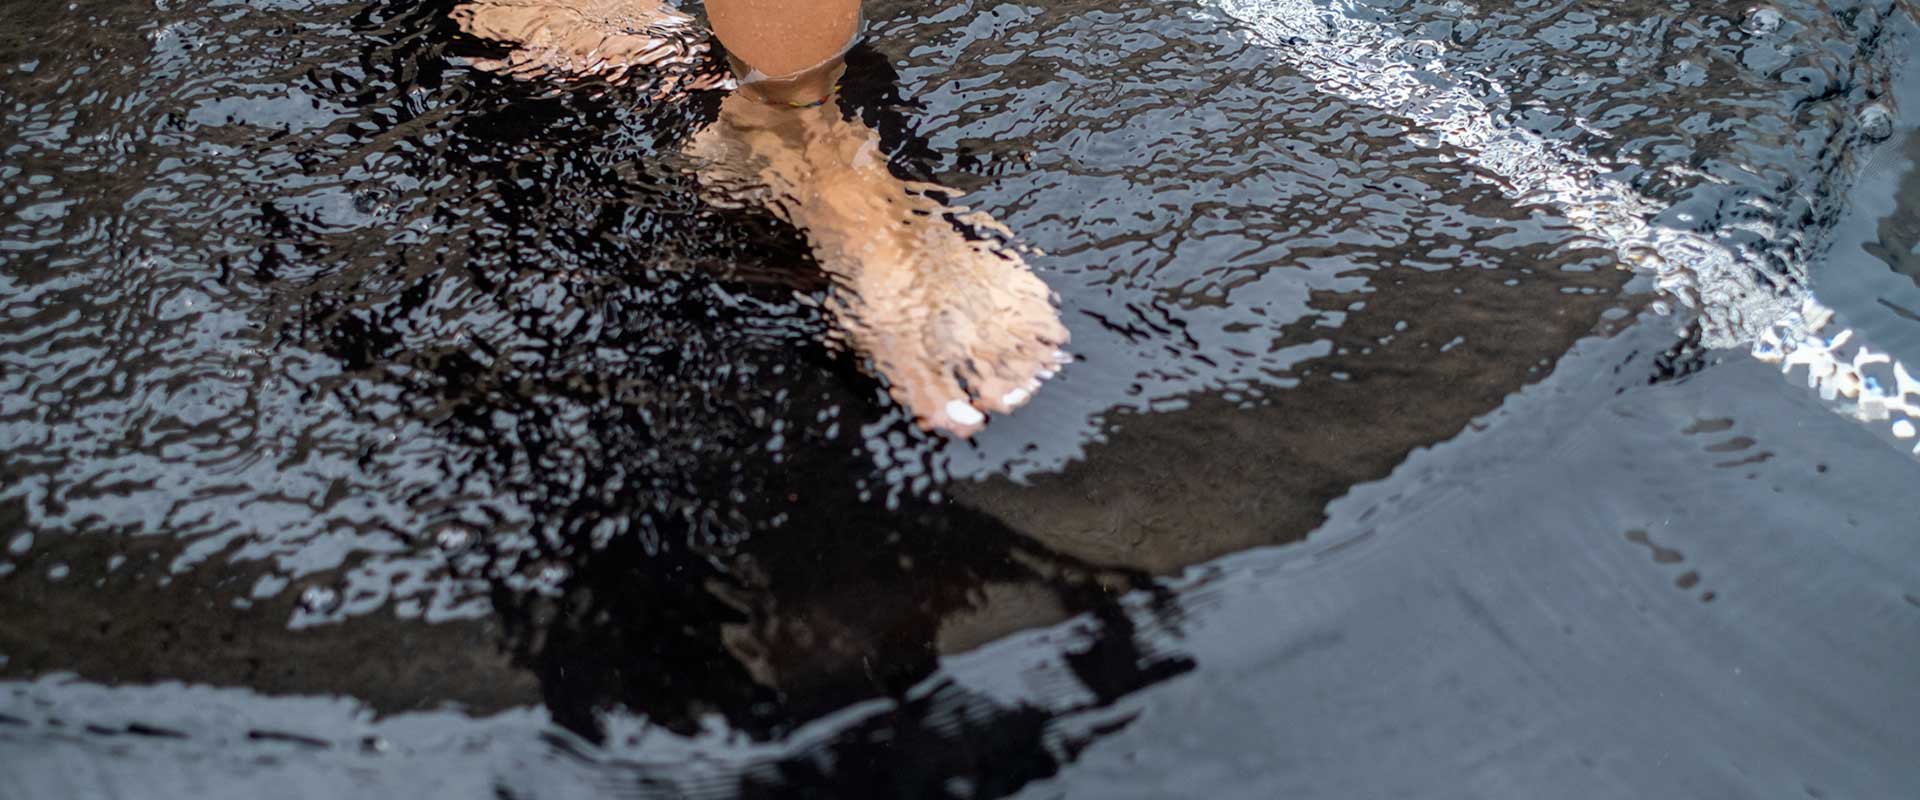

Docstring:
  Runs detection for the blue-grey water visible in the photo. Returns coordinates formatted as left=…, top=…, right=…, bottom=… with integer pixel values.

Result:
left=2, top=0, right=1917, bottom=796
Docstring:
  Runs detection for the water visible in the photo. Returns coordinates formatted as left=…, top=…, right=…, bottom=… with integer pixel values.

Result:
left=2, top=0, right=1918, bottom=796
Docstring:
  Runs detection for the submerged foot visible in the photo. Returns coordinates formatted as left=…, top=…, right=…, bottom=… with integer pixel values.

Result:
left=451, top=0, right=731, bottom=93
left=827, top=201, right=1070, bottom=436
left=687, top=94, right=1069, bottom=435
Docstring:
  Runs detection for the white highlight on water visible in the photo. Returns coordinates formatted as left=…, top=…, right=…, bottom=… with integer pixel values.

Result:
left=1204, top=0, right=1920, bottom=456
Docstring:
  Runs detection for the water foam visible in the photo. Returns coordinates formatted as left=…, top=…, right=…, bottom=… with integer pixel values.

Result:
left=1203, top=0, right=1920, bottom=456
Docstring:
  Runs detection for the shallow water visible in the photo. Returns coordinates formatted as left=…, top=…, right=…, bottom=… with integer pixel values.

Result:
left=2, top=0, right=1918, bottom=795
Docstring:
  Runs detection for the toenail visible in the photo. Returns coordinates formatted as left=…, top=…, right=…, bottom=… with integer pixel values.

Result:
left=945, top=400, right=984, bottom=427
left=1002, top=387, right=1031, bottom=407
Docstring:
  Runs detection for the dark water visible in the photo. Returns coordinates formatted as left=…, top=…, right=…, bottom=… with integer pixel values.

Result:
left=2, top=0, right=1917, bottom=795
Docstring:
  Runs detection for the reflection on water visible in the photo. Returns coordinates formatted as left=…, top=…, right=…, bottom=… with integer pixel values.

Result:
left=2, top=0, right=1919, bottom=795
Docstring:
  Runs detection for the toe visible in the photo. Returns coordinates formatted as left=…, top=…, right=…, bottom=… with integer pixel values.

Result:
left=873, top=344, right=986, bottom=437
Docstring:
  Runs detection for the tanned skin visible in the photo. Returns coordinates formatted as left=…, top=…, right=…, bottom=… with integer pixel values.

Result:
left=453, top=0, right=1069, bottom=435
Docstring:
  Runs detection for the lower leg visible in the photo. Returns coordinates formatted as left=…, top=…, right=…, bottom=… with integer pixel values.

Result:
left=704, top=0, right=862, bottom=105
left=451, top=0, right=730, bottom=92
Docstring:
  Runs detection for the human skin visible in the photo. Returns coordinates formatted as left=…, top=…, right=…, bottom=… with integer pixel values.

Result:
left=705, top=0, right=861, bottom=105
left=685, top=93, right=1069, bottom=434
left=450, top=0, right=731, bottom=91
left=451, top=0, right=1069, bottom=434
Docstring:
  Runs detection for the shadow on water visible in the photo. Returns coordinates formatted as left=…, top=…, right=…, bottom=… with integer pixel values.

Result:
left=1865, top=126, right=1920, bottom=290
left=278, top=6, right=1194, bottom=744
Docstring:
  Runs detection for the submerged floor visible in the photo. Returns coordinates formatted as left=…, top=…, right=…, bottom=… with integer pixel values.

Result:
left=2, top=0, right=1918, bottom=796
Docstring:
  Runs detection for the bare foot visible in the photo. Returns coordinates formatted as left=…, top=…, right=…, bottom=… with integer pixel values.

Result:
left=451, top=0, right=732, bottom=93
left=686, top=93, right=1070, bottom=435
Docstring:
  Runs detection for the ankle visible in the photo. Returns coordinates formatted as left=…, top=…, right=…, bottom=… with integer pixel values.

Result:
left=734, top=56, right=846, bottom=107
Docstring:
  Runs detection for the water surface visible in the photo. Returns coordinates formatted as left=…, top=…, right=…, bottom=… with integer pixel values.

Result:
left=2, top=0, right=1917, bottom=795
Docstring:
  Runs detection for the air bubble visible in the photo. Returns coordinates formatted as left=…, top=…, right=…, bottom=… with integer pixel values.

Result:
left=434, top=527, right=472, bottom=552
left=1741, top=6, right=1782, bottom=35
left=1857, top=104, right=1893, bottom=142
left=300, top=585, right=343, bottom=614
left=537, top=563, right=571, bottom=586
